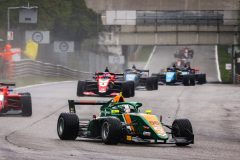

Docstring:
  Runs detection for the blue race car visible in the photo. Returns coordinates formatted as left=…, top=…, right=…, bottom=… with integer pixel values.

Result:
left=124, top=68, right=158, bottom=90
left=152, top=67, right=206, bottom=86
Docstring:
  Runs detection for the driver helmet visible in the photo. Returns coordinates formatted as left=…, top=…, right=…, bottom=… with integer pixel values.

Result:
left=105, top=67, right=109, bottom=72
left=122, top=104, right=130, bottom=113
left=132, top=64, right=136, bottom=70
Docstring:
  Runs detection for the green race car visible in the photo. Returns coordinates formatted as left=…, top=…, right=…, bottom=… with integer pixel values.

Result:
left=57, top=94, right=194, bottom=146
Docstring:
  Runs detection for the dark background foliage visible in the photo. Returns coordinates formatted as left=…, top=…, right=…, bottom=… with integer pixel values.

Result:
left=0, top=0, right=100, bottom=42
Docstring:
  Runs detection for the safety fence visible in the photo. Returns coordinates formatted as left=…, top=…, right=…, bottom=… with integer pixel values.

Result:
left=12, top=59, right=93, bottom=80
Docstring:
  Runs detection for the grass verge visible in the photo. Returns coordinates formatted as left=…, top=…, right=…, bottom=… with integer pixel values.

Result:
left=218, top=45, right=232, bottom=83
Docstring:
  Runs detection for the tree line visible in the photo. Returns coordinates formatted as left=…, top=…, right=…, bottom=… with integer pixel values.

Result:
left=0, top=0, right=100, bottom=42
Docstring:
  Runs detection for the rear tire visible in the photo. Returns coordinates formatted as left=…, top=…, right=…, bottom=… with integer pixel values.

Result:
left=203, top=74, right=207, bottom=83
left=146, top=78, right=154, bottom=90
left=57, top=113, right=79, bottom=140
left=122, top=82, right=131, bottom=98
left=128, top=81, right=135, bottom=97
left=77, top=81, right=86, bottom=96
left=183, top=76, right=189, bottom=86
left=172, top=119, right=194, bottom=146
left=153, top=77, right=158, bottom=90
left=197, top=74, right=206, bottom=84
left=21, top=93, right=32, bottom=116
left=189, top=76, right=195, bottom=86
left=101, top=118, right=122, bottom=145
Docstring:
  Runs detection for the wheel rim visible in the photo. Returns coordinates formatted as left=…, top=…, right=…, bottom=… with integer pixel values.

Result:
left=58, top=117, right=64, bottom=136
left=102, top=122, right=109, bottom=140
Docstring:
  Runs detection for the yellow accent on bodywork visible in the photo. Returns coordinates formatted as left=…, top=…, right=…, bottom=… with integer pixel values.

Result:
left=111, top=109, right=120, bottom=114
left=142, top=114, right=167, bottom=137
left=145, top=109, right=152, bottom=114
left=126, top=136, right=132, bottom=141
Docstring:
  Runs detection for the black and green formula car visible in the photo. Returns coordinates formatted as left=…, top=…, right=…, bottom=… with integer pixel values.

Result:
left=57, top=95, right=194, bottom=146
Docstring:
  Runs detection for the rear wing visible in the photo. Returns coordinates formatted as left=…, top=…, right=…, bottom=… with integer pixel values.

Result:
left=94, top=72, right=124, bottom=76
left=68, top=100, right=110, bottom=113
left=0, top=83, right=16, bottom=87
left=137, top=69, right=149, bottom=73
left=125, top=69, right=149, bottom=74
left=137, top=69, right=149, bottom=76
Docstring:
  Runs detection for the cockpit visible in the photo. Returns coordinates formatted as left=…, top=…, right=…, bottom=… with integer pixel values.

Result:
left=111, top=103, right=136, bottom=113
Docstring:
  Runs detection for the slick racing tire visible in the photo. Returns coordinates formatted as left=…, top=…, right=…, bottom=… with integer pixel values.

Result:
left=57, top=113, right=79, bottom=140
left=153, top=77, right=158, bottom=90
left=77, top=81, right=86, bottom=96
left=122, top=82, right=131, bottom=98
left=197, top=74, right=207, bottom=84
left=101, top=118, right=122, bottom=145
left=172, top=119, right=194, bottom=146
left=189, top=76, right=195, bottom=86
left=183, top=76, right=189, bottom=86
left=202, top=74, right=207, bottom=83
left=146, top=77, right=154, bottom=90
left=20, top=93, right=32, bottom=116
left=128, top=81, right=135, bottom=97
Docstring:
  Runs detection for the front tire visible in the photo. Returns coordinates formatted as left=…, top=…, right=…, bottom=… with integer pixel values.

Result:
left=20, top=93, right=32, bottom=116
left=172, top=119, right=194, bottom=146
left=101, top=118, right=122, bottom=145
left=57, top=113, right=79, bottom=140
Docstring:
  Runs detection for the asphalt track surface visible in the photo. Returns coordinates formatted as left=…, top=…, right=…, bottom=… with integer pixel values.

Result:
left=0, top=81, right=239, bottom=160
left=0, top=46, right=239, bottom=160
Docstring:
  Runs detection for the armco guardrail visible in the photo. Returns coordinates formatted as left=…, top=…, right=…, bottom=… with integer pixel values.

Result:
left=12, top=59, right=93, bottom=80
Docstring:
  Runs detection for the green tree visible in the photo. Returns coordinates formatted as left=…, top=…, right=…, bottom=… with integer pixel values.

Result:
left=0, top=0, right=100, bottom=42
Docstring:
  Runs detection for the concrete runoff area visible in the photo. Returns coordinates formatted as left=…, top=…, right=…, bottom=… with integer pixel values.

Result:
left=0, top=81, right=239, bottom=160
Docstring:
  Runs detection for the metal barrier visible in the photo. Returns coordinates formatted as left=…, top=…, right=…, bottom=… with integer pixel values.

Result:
left=11, top=59, right=93, bottom=80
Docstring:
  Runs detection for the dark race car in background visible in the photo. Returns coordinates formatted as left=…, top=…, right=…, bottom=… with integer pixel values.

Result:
left=124, top=68, right=158, bottom=90
left=0, top=83, right=32, bottom=116
left=174, top=47, right=194, bottom=59
left=77, top=72, right=135, bottom=98
left=152, top=67, right=206, bottom=86
left=173, top=47, right=194, bottom=68
left=57, top=94, right=194, bottom=146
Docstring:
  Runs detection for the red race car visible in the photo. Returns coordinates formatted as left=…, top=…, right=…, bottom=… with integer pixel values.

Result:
left=77, top=72, right=134, bottom=98
left=0, top=83, right=32, bottom=116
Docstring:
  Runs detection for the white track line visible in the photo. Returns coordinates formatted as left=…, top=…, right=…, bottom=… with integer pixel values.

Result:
left=215, top=45, right=222, bottom=82
left=144, top=46, right=157, bottom=69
